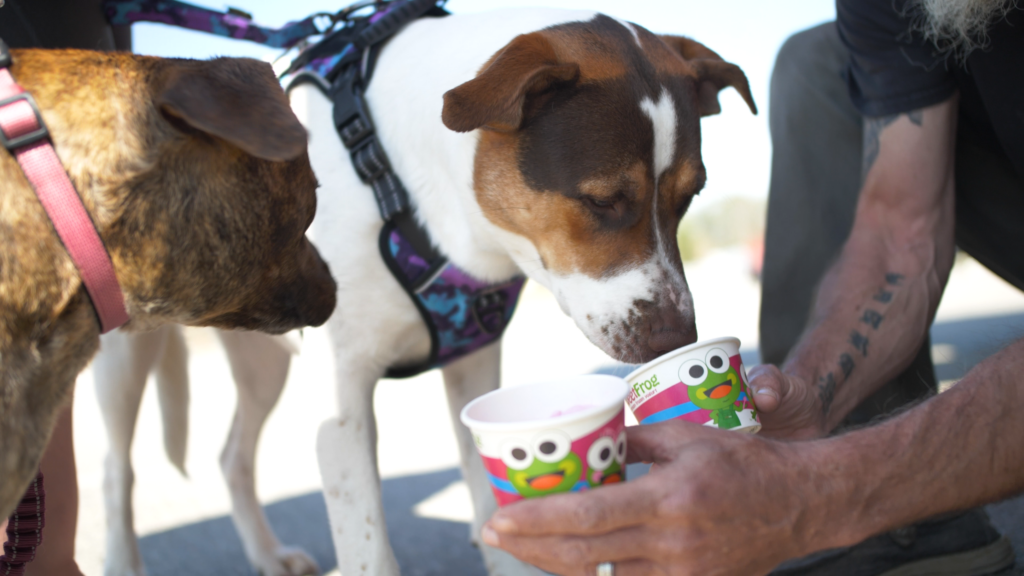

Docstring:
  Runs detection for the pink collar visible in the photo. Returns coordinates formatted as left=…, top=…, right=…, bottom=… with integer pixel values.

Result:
left=0, top=47, right=128, bottom=333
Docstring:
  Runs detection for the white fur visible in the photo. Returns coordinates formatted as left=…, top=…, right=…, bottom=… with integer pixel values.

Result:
left=614, top=17, right=643, bottom=47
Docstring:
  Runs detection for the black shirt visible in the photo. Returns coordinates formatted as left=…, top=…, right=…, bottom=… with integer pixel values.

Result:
left=836, top=0, right=1024, bottom=180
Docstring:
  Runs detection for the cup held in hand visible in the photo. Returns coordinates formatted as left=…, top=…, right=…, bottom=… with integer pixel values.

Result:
left=626, top=337, right=760, bottom=433
left=460, top=375, right=629, bottom=507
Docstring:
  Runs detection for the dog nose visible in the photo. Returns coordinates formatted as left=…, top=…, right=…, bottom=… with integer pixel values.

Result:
left=648, top=312, right=697, bottom=355
left=296, top=248, right=337, bottom=327
left=648, top=327, right=696, bottom=354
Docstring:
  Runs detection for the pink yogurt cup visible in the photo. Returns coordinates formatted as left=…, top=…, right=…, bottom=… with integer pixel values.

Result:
left=460, top=375, right=629, bottom=507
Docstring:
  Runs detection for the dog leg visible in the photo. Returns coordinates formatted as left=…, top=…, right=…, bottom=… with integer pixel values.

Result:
left=94, top=327, right=173, bottom=576
left=317, top=359, right=399, bottom=576
left=217, top=330, right=320, bottom=576
left=441, top=344, right=545, bottom=576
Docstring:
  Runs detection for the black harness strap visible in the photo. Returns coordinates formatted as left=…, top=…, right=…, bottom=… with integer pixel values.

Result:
left=328, top=0, right=447, bottom=263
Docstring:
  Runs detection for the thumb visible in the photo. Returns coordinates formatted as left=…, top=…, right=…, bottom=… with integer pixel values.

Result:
left=746, top=364, right=787, bottom=413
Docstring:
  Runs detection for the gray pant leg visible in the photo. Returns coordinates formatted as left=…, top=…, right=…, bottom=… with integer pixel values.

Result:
left=759, top=22, right=937, bottom=426
left=760, top=22, right=863, bottom=366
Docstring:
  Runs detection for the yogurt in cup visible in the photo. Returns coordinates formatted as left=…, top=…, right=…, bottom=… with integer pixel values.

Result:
left=625, top=337, right=760, bottom=433
left=460, top=375, right=630, bottom=507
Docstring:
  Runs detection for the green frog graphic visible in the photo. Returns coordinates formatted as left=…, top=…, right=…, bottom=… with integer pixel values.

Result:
left=586, top=431, right=627, bottom=487
left=679, top=348, right=752, bottom=430
left=501, top=432, right=582, bottom=498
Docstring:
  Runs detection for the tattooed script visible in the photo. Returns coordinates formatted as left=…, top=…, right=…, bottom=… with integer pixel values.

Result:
left=818, top=273, right=905, bottom=416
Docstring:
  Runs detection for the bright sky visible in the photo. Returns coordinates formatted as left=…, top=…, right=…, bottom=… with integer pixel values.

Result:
left=132, top=0, right=836, bottom=209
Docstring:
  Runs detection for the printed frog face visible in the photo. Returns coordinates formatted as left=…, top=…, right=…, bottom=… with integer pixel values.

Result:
left=501, top=431, right=582, bottom=498
left=680, top=348, right=742, bottom=410
left=587, top=430, right=627, bottom=487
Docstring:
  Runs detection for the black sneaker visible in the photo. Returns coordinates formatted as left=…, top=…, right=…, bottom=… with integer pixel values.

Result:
left=771, top=509, right=1016, bottom=576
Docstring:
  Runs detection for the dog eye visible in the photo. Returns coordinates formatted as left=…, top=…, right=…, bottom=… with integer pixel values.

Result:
left=580, top=193, right=623, bottom=215
left=501, top=441, right=534, bottom=470
left=587, top=436, right=616, bottom=472
left=679, top=359, right=708, bottom=387
left=532, top=431, right=572, bottom=464
left=705, top=348, right=730, bottom=374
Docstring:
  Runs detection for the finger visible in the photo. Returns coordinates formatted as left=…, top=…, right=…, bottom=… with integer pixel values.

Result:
left=746, top=364, right=784, bottom=413
left=487, top=475, right=661, bottom=537
left=484, top=526, right=663, bottom=576
left=625, top=419, right=719, bottom=465
left=623, top=421, right=673, bottom=464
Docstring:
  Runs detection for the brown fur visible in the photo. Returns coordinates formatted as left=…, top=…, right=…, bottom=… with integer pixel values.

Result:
left=0, top=49, right=337, bottom=518
left=441, top=15, right=756, bottom=362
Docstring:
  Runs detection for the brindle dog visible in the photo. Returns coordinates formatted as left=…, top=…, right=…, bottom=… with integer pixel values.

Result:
left=0, top=49, right=337, bottom=519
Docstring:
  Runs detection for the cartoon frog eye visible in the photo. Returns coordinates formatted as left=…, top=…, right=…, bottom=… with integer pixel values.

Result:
left=679, top=359, right=708, bottom=386
left=587, top=436, right=616, bottom=472
left=532, top=431, right=572, bottom=464
left=501, top=441, right=534, bottom=470
left=614, top=430, right=627, bottom=465
left=705, top=348, right=730, bottom=374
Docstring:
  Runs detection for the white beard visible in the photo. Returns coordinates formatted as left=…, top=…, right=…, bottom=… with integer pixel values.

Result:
left=910, top=0, right=1018, bottom=57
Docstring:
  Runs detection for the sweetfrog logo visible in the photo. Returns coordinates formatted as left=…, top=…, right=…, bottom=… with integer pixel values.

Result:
left=630, top=374, right=660, bottom=401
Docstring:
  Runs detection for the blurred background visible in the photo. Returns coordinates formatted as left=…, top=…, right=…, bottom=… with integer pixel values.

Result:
left=61, top=1, right=1024, bottom=574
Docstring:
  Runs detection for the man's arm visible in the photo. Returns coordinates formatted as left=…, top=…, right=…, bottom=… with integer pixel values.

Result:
left=481, top=336, right=1024, bottom=576
left=751, top=96, right=959, bottom=437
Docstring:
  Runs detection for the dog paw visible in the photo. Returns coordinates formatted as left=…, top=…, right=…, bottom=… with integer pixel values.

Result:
left=253, top=546, right=321, bottom=576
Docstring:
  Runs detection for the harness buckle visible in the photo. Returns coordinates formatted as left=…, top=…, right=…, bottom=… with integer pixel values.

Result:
left=350, top=135, right=390, bottom=184
left=0, top=92, right=50, bottom=152
left=331, top=67, right=375, bottom=149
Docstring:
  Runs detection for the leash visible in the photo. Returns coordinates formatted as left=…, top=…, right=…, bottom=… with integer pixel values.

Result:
left=0, top=38, right=128, bottom=333
left=0, top=472, right=45, bottom=576
left=103, top=0, right=329, bottom=49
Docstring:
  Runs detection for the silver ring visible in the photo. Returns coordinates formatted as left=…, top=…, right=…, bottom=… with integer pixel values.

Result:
left=597, top=561, right=614, bottom=576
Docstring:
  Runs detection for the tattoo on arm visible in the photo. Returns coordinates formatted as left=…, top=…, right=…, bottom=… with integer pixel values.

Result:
left=818, top=271, right=903, bottom=417
left=862, top=111, right=924, bottom=180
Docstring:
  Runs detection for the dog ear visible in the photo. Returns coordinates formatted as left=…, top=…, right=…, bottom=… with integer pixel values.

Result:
left=659, top=35, right=757, bottom=117
left=442, top=32, right=580, bottom=133
left=156, top=57, right=308, bottom=161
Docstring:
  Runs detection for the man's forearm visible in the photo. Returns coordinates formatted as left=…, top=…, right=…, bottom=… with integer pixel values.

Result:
left=793, top=338, right=1024, bottom=552
left=782, top=224, right=951, bottom=431
left=778, top=104, right=958, bottom=432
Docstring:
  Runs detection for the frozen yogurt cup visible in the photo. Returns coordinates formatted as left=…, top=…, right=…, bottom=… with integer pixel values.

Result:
left=460, top=375, right=629, bottom=507
left=625, top=337, right=760, bottom=433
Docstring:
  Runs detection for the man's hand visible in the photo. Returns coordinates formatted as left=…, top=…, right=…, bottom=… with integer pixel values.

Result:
left=747, top=365, right=826, bottom=440
left=482, top=422, right=811, bottom=576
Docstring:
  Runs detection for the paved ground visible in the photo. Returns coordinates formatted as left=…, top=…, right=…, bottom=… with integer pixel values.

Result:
left=52, top=253, right=1024, bottom=575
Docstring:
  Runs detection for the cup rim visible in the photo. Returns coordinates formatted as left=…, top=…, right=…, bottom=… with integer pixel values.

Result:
left=460, top=375, right=629, bottom=434
left=624, top=336, right=742, bottom=383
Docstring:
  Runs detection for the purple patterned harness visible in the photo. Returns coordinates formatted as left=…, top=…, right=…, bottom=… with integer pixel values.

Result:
left=106, top=0, right=525, bottom=378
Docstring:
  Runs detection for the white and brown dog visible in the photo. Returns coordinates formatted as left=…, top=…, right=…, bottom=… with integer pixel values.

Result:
left=96, top=7, right=755, bottom=576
